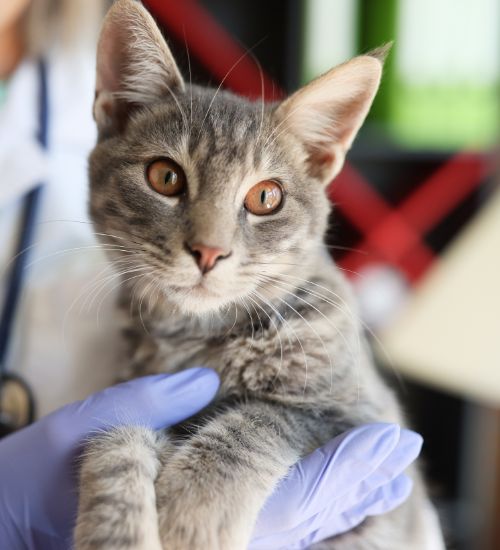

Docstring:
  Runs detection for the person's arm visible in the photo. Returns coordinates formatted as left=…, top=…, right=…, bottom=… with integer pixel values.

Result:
left=0, top=368, right=220, bottom=549
left=0, top=368, right=421, bottom=549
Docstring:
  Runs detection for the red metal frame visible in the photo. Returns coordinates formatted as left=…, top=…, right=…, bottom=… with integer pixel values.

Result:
left=144, top=0, right=282, bottom=101
left=332, top=153, right=487, bottom=281
left=145, top=0, right=488, bottom=284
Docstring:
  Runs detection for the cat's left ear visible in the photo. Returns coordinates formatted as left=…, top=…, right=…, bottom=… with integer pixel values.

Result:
left=94, top=0, right=184, bottom=138
left=274, top=47, right=389, bottom=183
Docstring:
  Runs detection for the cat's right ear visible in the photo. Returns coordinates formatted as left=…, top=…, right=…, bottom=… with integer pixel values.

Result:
left=94, top=0, right=184, bottom=138
left=273, top=48, right=388, bottom=184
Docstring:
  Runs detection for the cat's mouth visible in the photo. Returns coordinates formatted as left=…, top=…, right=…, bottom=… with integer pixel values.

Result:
left=170, top=278, right=221, bottom=299
left=166, top=277, right=237, bottom=315
left=191, top=280, right=219, bottom=296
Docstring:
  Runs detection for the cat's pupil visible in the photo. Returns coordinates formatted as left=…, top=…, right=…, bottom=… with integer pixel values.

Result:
left=165, top=171, right=177, bottom=186
left=260, top=190, right=267, bottom=204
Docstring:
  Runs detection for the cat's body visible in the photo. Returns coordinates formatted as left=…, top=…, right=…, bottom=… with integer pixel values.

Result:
left=75, top=1, right=445, bottom=548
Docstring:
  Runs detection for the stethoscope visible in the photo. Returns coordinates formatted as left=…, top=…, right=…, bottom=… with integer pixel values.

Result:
left=0, top=60, right=48, bottom=438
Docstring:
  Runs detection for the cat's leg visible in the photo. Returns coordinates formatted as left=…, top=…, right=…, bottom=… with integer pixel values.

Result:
left=154, top=400, right=445, bottom=550
left=155, top=401, right=305, bottom=550
left=74, top=426, right=168, bottom=550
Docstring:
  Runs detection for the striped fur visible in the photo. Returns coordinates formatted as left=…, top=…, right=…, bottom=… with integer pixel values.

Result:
left=75, top=1, right=445, bottom=549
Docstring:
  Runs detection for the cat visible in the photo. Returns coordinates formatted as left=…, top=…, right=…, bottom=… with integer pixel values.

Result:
left=74, top=1, right=445, bottom=548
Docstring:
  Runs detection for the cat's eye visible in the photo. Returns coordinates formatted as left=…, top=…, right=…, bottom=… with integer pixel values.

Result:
left=147, top=159, right=186, bottom=197
left=244, top=180, right=283, bottom=216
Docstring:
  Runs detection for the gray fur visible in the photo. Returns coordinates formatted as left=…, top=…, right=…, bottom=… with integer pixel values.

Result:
left=75, top=1, right=445, bottom=548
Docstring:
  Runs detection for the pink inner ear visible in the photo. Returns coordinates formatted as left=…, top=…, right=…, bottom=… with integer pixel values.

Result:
left=275, top=55, right=382, bottom=183
left=307, top=148, right=336, bottom=180
left=94, top=0, right=185, bottom=119
left=333, top=93, right=373, bottom=150
left=96, top=20, right=128, bottom=95
left=94, top=15, right=138, bottom=136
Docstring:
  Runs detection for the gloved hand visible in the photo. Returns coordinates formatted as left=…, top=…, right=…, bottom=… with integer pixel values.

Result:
left=0, top=367, right=220, bottom=549
left=251, top=423, right=422, bottom=549
left=0, top=367, right=422, bottom=550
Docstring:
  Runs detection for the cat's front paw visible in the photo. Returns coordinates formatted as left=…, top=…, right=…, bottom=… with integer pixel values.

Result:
left=75, top=426, right=167, bottom=550
left=159, top=512, right=247, bottom=550
left=156, top=480, right=252, bottom=550
left=159, top=517, right=245, bottom=550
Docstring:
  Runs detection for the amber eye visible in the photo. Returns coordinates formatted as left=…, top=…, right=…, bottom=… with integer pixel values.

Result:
left=244, top=180, right=283, bottom=216
left=147, top=159, right=186, bottom=197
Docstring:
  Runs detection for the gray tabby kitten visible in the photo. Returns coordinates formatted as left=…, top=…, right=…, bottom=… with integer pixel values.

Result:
left=75, top=1, right=445, bottom=549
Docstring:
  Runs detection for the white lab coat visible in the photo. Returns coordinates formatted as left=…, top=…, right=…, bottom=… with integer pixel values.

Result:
left=0, top=45, right=122, bottom=418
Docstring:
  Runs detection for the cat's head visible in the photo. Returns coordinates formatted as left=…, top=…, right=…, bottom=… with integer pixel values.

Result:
left=89, top=0, right=384, bottom=316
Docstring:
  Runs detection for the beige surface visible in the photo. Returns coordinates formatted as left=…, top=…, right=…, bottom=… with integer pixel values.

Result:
left=378, top=187, right=500, bottom=406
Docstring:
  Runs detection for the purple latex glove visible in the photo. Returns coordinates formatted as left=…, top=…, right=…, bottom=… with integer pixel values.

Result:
left=0, top=368, right=421, bottom=550
left=251, top=423, right=422, bottom=549
left=0, top=367, right=220, bottom=549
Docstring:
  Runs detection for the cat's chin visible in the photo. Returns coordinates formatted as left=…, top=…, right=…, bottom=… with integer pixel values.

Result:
left=168, top=283, right=236, bottom=316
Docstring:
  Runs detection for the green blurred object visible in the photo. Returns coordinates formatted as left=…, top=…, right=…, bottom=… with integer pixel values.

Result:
left=357, top=0, right=397, bottom=126
left=392, top=83, right=499, bottom=150
left=301, top=0, right=358, bottom=86
left=303, top=0, right=500, bottom=150
left=387, top=0, right=499, bottom=150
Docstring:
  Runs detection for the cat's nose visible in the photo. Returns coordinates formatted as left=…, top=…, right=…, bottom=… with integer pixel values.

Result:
left=185, top=242, right=231, bottom=274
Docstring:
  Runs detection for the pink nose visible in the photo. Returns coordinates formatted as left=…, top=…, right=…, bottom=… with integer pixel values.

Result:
left=186, top=242, right=230, bottom=274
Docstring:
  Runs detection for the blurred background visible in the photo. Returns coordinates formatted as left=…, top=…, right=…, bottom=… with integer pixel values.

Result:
left=1, top=1, right=499, bottom=548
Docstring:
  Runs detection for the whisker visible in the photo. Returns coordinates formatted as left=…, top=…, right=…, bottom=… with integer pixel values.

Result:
left=241, top=45, right=266, bottom=145
left=248, top=292, right=284, bottom=389
left=138, top=272, right=161, bottom=335
left=197, top=37, right=266, bottom=141
left=238, top=297, right=256, bottom=349
left=88, top=265, right=150, bottom=321
left=312, top=242, right=369, bottom=255
left=265, top=271, right=404, bottom=390
left=147, top=274, right=163, bottom=316
left=262, top=102, right=308, bottom=151
left=23, top=245, right=135, bottom=271
left=248, top=297, right=264, bottom=345
left=258, top=279, right=336, bottom=395
left=96, top=270, right=153, bottom=328
left=252, top=288, right=309, bottom=394
left=257, top=275, right=354, bottom=397
left=83, top=258, right=150, bottom=313
left=61, top=261, right=149, bottom=345
left=222, top=302, right=239, bottom=338
left=37, top=219, right=149, bottom=248
left=182, top=26, right=194, bottom=127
